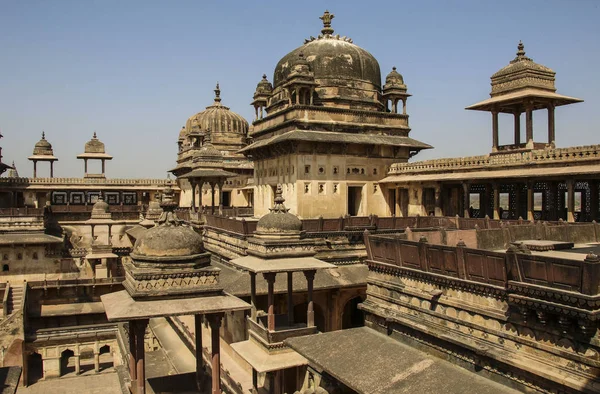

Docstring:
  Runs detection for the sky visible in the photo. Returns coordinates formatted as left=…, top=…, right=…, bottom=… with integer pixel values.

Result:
left=1, top=0, right=599, bottom=178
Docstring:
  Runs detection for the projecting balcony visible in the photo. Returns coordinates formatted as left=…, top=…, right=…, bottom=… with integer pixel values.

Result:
left=248, top=313, right=318, bottom=346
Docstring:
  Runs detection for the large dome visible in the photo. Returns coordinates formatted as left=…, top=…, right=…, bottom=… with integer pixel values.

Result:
left=271, top=11, right=382, bottom=111
left=273, top=39, right=381, bottom=89
left=185, top=83, right=249, bottom=136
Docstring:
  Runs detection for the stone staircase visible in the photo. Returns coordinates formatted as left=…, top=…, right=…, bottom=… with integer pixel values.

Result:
left=7, top=285, right=23, bottom=315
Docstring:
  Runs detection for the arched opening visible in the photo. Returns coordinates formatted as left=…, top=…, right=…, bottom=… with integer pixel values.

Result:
left=2, top=264, right=8, bottom=272
left=293, top=302, right=325, bottom=332
left=341, top=296, right=365, bottom=329
left=60, top=349, right=75, bottom=376
left=28, top=352, right=43, bottom=385
left=98, top=344, right=113, bottom=372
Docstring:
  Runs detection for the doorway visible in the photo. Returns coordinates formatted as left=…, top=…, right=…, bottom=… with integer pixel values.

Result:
left=388, top=189, right=396, bottom=215
left=221, top=191, right=231, bottom=207
left=347, top=186, right=363, bottom=216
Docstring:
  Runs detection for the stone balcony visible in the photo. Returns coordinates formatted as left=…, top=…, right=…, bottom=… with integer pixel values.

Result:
left=248, top=314, right=318, bottom=349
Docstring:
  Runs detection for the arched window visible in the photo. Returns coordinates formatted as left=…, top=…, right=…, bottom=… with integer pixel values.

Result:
left=17, top=253, right=22, bottom=260
left=32, top=252, right=38, bottom=260
left=2, top=264, right=9, bottom=272
left=2, top=254, right=8, bottom=260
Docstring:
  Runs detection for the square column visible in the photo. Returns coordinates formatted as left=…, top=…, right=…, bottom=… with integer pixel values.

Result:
left=548, top=104, right=556, bottom=146
left=567, top=179, right=575, bottom=222
left=304, top=270, right=316, bottom=327
left=195, top=314, right=204, bottom=391
left=287, top=272, right=294, bottom=325
left=514, top=110, right=521, bottom=145
left=462, top=183, right=470, bottom=218
left=135, top=319, right=149, bottom=394
left=527, top=182, right=534, bottom=221
left=591, top=181, right=599, bottom=222
left=492, top=111, right=499, bottom=151
left=525, top=105, right=534, bottom=146
left=434, top=184, right=443, bottom=217
left=263, top=273, right=276, bottom=331
left=208, top=313, right=224, bottom=394
left=250, top=272, right=257, bottom=321
left=493, top=183, right=500, bottom=220
left=128, top=322, right=137, bottom=384
left=190, top=181, right=197, bottom=212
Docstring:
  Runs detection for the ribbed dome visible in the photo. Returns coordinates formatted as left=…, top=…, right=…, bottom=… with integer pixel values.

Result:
left=254, top=74, right=273, bottom=98
left=133, top=182, right=203, bottom=259
left=492, top=41, right=554, bottom=79
left=272, top=11, right=382, bottom=110
left=273, top=39, right=381, bottom=89
left=185, top=83, right=249, bottom=136
left=178, top=126, right=187, bottom=141
left=85, top=132, right=106, bottom=153
left=90, top=195, right=111, bottom=219
left=256, top=185, right=302, bottom=234
left=33, top=132, right=54, bottom=156
left=385, top=67, right=405, bottom=88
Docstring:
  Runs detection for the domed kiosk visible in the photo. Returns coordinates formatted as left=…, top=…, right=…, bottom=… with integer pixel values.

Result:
left=101, top=183, right=249, bottom=394
left=242, top=11, right=431, bottom=219
left=28, top=132, right=58, bottom=178
left=173, top=84, right=254, bottom=212
left=76, top=132, right=113, bottom=178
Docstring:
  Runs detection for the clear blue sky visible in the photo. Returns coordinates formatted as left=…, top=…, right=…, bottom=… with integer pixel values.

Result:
left=1, top=0, right=599, bottom=178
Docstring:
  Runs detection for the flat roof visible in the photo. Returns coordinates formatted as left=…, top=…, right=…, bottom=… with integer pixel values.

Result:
left=239, top=130, right=432, bottom=153
left=286, top=327, right=520, bottom=394
left=228, top=255, right=336, bottom=274
left=35, top=302, right=105, bottom=317
left=381, top=164, right=600, bottom=184
left=86, top=252, right=118, bottom=259
left=231, top=340, right=308, bottom=373
left=101, top=290, right=250, bottom=322
left=466, top=88, right=583, bottom=112
left=0, top=233, right=63, bottom=245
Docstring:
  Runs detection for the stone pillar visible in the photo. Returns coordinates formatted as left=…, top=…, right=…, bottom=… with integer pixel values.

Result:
left=527, top=182, right=534, bottom=221
left=492, top=110, right=499, bottom=151
left=135, top=319, right=149, bottom=394
left=548, top=103, right=555, bottom=146
left=190, top=181, right=197, bottom=212
left=210, top=183, right=216, bottom=215
left=195, top=314, right=204, bottom=391
left=208, top=313, right=223, bottom=394
left=525, top=104, right=534, bottom=146
left=252, top=368, right=258, bottom=394
left=402, top=98, right=407, bottom=115
left=263, top=272, right=276, bottom=331
left=75, top=354, right=81, bottom=375
left=567, top=179, right=575, bottom=223
left=514, top=109, right=521, bottom=145
left=33, top=161, right=37, bottom=178
left=493, top=183, right=500, bottom=220
left=591, top=181, right=599, bottom=222
left=395, top=187, right=401, bottom=217
left=101, top=159, right=106, bottom=176
left=94, top=351, right=100, bottom=373
left=129, top=322, right=137, bottom=383
left=287, top=271, right=294, bottom=325
left=462, top=183, right=470, bottom=218
left=250, top=272, right=257, bottom=321
left=84, top=159, right=88, bottom=175
left=434, top=183, right=443, bottom=217
left=549, top=181, right=559, bottom=221
left=50, top=162, right=54, bottom=178
left=304, top=270, right=316, bottom=328
left=218, top=181, right=224, bottom=215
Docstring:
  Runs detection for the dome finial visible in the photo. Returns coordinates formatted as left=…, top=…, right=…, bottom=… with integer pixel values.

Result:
left=262, top=74, right=267, bottom=80
left=270, top=184, right=289, bottom=213
left=320, top=10, right=334, bottom=36
left=93, top=131, right=97, bottom=139
left=214, top=82, right=221, bottom=103
left=41, top=131, right=46, bottom=140
left=205, top=127, right=212, bottom=144
left=517, top=40, right=526, bottom=57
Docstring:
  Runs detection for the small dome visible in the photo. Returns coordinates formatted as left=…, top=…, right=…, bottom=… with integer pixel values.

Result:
left=133, top=182, right=203, bottom=258
left=133, top=225, right=202, bottom=257
left=33, top=132, right=54, bottom=156
left=90, top=194, right=111, bottom=219
left=256, top=185, right=302, bottom=234
left=254, top=74, right=273, bottom=98
left=178, top=126, right=187, bottom=141
left=7, top=162, right=18, bottom=178
left=384, top=67, right=405, bottom=87
left=185, top=83, right=249, bottom=136
left=85, top=132, right=106, bottom=154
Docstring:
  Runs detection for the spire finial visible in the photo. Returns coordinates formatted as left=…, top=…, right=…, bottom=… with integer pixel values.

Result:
left=214, top=82, right=221, bottom=103
left=517, top=40, right=525, bottom=57
left=320, top=10, right=335, bottom=36
left=93, top=131, right=97, bottom=139
left=262, top=74, right=267, bottom=80
left=41, top=131, right=45, bottom=139
left=205, top=127, right=212, bottom=144
left=392, top=66, right=397, bottom=71
left=270, top=184, right=290, bottom=213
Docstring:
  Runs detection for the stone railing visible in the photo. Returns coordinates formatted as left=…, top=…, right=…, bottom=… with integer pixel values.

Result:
left=389, top=144, right=600, bottom=174
left=27, top=277, right=124, bottom=289
left=0, top=177, right=176, bottom=186
left=365, top=233, right=600, bottom=296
